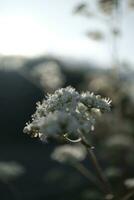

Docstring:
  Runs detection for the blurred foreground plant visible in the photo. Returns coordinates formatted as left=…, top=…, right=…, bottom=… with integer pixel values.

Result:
left=32, top=61, right=65, bottom=92
left=0, top=161, right=25, bottom=200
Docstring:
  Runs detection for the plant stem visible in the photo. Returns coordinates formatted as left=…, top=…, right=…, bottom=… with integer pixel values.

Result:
left=74, top=162, right=105, bottom=193
left=64, top=136, right=115, bottom=199
left=81, top=139, right=114, bottom=200
left=121, top=190, right=134, bottom=200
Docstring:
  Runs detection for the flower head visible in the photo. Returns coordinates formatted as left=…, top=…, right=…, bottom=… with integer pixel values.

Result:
left=23, top=86, right=111, bottom=141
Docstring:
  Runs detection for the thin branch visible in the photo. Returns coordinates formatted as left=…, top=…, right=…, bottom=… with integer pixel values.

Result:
left=81, top=139, right=114, bottom=200
left=121, top=190, right=134, bottom=200
left=74, top=162, right=107, bottom=194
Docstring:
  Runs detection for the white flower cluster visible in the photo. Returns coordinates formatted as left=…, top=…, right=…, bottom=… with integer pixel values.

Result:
left=51, top=144, right=87, bottom=164
left=23, top=86, right=111, bottom=141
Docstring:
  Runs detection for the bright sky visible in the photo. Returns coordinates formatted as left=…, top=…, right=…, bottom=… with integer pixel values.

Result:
left=0, top=0, right=134, bottom=66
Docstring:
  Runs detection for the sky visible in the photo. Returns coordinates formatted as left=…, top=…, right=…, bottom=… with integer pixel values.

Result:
left=0, top=0, right=134, bottom=66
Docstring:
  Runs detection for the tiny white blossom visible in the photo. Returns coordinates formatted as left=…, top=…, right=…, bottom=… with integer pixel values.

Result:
left=80, top=92, right=111, bottom=112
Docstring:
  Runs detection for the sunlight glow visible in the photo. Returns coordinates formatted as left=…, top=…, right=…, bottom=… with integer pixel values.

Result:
left=0, top=15, right=111, bottom=65
left=0, top=16, right=49, bottom=56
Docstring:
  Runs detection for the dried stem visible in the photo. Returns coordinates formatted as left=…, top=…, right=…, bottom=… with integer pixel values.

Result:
left=121, top=190, right=134, bottom=200
left=81, top=139, right=114, bottom=200
left=64, top=135, right=115, bottom=199
left=73, top=162, right=106, bottom=193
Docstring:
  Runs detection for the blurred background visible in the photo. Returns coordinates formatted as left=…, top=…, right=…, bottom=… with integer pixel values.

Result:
left=0, top=0, right=134, bottom=199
